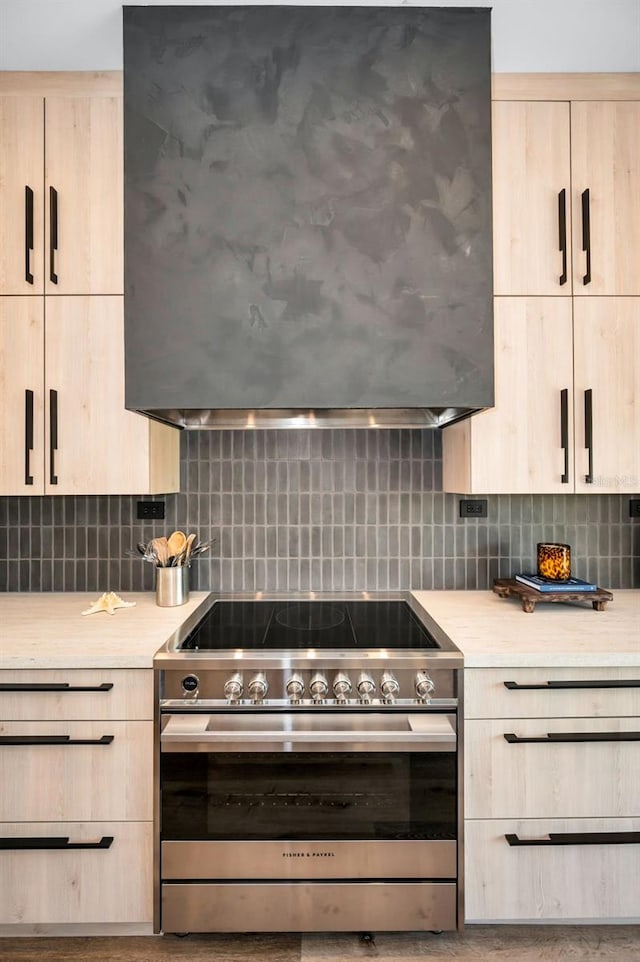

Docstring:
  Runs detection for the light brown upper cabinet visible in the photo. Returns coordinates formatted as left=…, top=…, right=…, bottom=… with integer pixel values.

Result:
left=571, top=102, right=640, bottom=296
left=445, top=76, right=640, bottom=494
left=493, top=99, right=640, bottom=297
left=0, top=92, right=123, bottom=295
left=443, top=296, right=640, bottom=495
left=0, top=296, right=179, bottom=496
left=442, top=298, right=574, bottom=494
left=492, top=101, right=572, bottom=296
left=0, top=297, right=44, bottom=493
left=573, top=298, right=640, bottom=494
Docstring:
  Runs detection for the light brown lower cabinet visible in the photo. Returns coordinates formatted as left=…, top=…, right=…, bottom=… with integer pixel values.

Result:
left=464, top=666, right=640, bottom=923
left=465, top=716, right=640, bottom=820
left=465, top=817, right=640, bottom=922
left=0, top=821, right=153, bottom=925
left=0, top=668, right=155, bottom=931
left=0, top=720, right=152, bottom=822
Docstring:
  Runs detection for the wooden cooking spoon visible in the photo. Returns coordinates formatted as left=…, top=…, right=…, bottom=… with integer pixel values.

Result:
left=151, top=536, right=169, bottom=567
left=167, top=530, right=187, bottom=558
left=183, top=533, right=197, bottom=564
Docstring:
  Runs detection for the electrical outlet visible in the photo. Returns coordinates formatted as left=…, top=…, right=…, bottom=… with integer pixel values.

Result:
left=459, top=499, right=488, bottom=518
left=137, top=500, right=165, bottom=520
left=630, top=499, right=640, bottom=518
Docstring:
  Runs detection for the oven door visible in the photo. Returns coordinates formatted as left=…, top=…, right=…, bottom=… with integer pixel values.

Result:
left=160, top=711, right=457, bottom=882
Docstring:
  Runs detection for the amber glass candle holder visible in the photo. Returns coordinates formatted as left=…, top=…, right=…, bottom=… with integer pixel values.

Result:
left=537, top=543, right=571, bottom=581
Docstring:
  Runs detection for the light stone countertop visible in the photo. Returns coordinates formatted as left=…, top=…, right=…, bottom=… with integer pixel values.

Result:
left=412, top=589, right=640, bottom=667
left=0, top=589, right=638, bottom=671
left=0, top=591, right=211, bottom=669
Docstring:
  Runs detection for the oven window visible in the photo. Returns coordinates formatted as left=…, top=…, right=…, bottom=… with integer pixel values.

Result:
left=161, top=753, right=456, bottom=841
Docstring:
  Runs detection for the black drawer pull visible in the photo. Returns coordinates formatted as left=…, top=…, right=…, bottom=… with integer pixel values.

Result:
left=581, top=188, right=591, bottom=285
left=25, top=388, right=34, bottom=485
left=506, top=831, right=640, bottom=848
left=0, top=682, right=114, bottom=693
left=558, top=188, right=567, bottom=285
left=0, top=836, right=114, bottom=851
left=0, top=734, right=114, bottom=746
left=504, top=680, right=640, bottom=691
left=49, top=185, right=58, bottom=284
left=25, top=185, right=34, bottom=284
left=504, top=731, right=640, bottom=744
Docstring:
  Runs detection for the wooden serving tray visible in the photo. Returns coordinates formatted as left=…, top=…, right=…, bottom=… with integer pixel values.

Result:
left=493, top=578, right=613, bottom=613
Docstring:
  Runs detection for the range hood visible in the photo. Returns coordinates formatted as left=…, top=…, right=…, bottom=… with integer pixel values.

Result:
left=123, top=6, right=493, bottom=430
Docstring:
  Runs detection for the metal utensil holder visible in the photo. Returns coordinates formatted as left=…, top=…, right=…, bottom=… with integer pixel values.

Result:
left=156, top=566, right=189, bottom=607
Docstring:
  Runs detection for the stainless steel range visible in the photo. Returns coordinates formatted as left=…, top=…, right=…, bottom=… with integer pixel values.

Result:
left=154, top=592, right=464, bottom=934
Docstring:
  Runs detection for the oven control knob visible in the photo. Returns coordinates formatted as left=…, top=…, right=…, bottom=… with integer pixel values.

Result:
left=332, top=672, right=352, bottom=701
left=415, top=671, right=436, bottom=701
left=309, top=672, right=329, bottom=702
left=182, top=674, right=199, bottom=697
left=356, top=672, right=376, bottom=701
left=380, top=671, right=400, bottom=701
left=248, top=673, right=268, bottom=702
left=285, top=673, right=305, bottom=701
left=223, top=673, right=243, bottom=702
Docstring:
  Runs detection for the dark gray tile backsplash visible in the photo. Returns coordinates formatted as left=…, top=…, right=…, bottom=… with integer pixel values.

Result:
left=1, top=430, right=639, bottom=592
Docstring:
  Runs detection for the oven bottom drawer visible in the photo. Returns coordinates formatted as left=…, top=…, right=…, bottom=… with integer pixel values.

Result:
left=162, top=881, right=457, bottom=933
left=162, top=839, right=457, bottom=880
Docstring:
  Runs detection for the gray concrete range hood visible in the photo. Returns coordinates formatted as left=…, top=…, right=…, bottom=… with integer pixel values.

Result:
left=123, top=6, right=494, bottom=430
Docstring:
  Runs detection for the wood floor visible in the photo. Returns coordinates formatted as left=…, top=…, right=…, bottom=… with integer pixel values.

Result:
left=1, top=927, right=640, bottom=962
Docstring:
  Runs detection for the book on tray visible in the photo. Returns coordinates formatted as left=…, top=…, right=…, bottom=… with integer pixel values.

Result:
left=514, top=573, right=598, bottom=592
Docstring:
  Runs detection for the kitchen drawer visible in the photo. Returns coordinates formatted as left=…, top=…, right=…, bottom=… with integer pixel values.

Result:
left=465, top=717, right=640, bottom=818
left=0, top=821, right=152, bottom=925
left=465, top=817, right=640, bottom=922
left=465, top=667, right=640, bottom=720
left=0, top=669, right=153, bottom=721
left=0, top=720, right=152, bottom=821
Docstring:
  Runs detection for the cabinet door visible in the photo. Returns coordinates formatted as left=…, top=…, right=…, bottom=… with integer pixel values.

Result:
left=573, top=298, right=640, bottom=494
left=0, top=821, right=153, bottom=925
left=0, top=297, right=44, bottom=494
left=465, top=717, right=640, bottom=819
left=571, top=102, right=640, bottom=295
left=45, top=96, right=123, bottom=294
left=492, top=101, right=571, bottom=295
left=442, top=298, right=574, bottom=493
left=0, top=720, right=152, bottom=821
left=44, top=296, right=157, bottom=495
left=0, top=97, right=44, bottom=294
left=465, top=817, right=640, bottom=922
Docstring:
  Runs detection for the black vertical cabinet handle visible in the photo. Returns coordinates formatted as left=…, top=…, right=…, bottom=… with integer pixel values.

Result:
left=584, top=388, right=593, bottom=484
left=25, top=185, right=34, bottom=284
left=581, top=188, right=591, bottom=285
left=0, top=836, right=114, bottom=851
left=24, top=389, right=34, bottom=486
left=49, top=388, right=59, bottom=485
left=49, top=185, right=59, bottom=284
left=558, top=189, right=567, bottom=285
left=560, top=388, right=569, bottom=483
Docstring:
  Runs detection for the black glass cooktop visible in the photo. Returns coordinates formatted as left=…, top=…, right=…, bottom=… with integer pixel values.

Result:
left=179, top=601, right=440, bottom=651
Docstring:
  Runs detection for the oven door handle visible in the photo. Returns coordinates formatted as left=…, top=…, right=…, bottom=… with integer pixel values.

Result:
left=160, top=714, right=456, bottom=753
